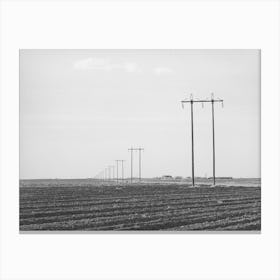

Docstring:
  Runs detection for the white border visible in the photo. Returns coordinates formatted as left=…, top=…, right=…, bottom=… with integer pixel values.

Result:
left=0, top=1, right=279, bottom=280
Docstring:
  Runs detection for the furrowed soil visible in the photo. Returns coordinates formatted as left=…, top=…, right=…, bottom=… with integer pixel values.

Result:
left=19, top=182, right=261, bottom=231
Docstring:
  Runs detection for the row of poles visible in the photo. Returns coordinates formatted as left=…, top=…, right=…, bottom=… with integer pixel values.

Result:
left=94, top=161, right=125, bottom=183
left=95, top=92, right=223, bottom=187
left=94, top=147, right=144, bottom=183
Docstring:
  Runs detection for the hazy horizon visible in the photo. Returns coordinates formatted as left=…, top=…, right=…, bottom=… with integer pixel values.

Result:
left=20, top=176, right=261, bottom=181
left=20, top=49, right=261, bottom=180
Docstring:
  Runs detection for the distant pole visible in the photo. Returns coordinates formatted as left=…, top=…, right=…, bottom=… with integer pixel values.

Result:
left=111, top=166, right=115, bottom=181
left=128, top=147, right=134, bottom=183
left=131, top=148, right=133, bottom=183
left=108, top=166, right=111, bottom=181
left=128, top=147, right=144, bottom=183
left=115, top=161, right=119, bottom=183
left=116, top=160, right=125, bottom=183
left=138, top=148, right=144, bottom=181
left=121, top=160, right=125, bottom=182
left=139, top=149, right=141, bottom=181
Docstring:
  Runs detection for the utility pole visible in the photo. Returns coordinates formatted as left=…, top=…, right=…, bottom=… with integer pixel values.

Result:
left=121, top=160, right=125, bottom=182
left=109, top=165, right=115, bottom=182
left=138, top=148, right=144, bottom=181
left=105, top=167, right=108, bottom=181
left=209, top=93, right=223, bottom=185
left=115, top=160, right=119, bottom=183
left=181, top=94, right=196, bottom=186
left=128, top=147, right=135, bottom=183
left=116, top=160, right=125, bottom=183
left=107, top=166, right=110, bottom=181
left=128, top=147, right=144, bottom=183
left=181, top=93, right=223, bottom=187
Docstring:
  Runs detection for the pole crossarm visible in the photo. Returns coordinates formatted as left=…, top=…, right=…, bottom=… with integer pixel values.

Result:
left=182, top=99, right=223, bottom=103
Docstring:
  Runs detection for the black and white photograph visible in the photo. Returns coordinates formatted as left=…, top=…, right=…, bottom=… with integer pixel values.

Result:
left=2, top=0, right=280, bottom=279
left=19, top=49, right=261, bottom=231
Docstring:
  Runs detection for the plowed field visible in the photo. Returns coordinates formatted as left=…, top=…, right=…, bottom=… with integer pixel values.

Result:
left=20, top=182, right=261, bottom=231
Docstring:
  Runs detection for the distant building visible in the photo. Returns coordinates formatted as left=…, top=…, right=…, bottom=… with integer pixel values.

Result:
left=175, top=176, right=183, bottom=180
left=208, top=177, right=233, bottom=180
left=161, top=175, right=173, bottom=180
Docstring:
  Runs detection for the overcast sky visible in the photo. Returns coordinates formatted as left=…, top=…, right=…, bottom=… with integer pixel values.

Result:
left=20, top=49, right=260, bottom=179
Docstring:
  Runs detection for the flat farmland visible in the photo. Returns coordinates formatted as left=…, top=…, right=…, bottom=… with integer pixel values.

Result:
left=20, top=180, right=261, bottom=231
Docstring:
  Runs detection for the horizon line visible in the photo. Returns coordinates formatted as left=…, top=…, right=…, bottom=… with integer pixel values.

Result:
left=19, top=176, right=261, bottom=181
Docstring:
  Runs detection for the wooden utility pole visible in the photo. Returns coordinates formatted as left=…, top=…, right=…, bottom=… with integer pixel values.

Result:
left=209, top=93, right=223, bottom=185
left=115, top=160, right=119, bottom=183
left=138, top=148, right=144, bottom=181
left=128, top=147, right=135, bottom=183
left=109, top=165, right=115, bottom=182
left=120, top=160, right=125, bottom=182
left=128, top=147, right=144, bottom=183
left=116, top=160, right=125, bottom=183
left=181, top=93, right=223, bottom=186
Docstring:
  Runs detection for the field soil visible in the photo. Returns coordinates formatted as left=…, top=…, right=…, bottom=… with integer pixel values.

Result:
left=20, top=181, right=261, bottom=231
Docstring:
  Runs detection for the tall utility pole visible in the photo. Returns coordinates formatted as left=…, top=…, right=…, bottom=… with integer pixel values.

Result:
left=181, top=93, right=223, bottom=187
left=138, top=148, right=144, bottom=181
left=181, top=94, right=196, bottom=186
left=208, top=93, right=223, bottom=185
